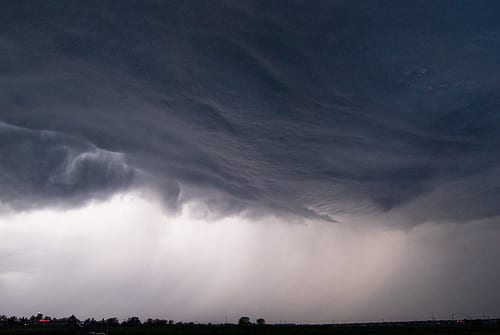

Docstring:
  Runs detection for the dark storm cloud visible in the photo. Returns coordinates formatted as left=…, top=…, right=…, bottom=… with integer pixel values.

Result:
left=0, top=121, right=136, bottom=210
left=1, top=1, right=500, bottom=223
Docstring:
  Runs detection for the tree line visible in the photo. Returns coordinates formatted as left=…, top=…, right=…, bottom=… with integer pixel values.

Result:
left=0, top=314, right=266, bottom=328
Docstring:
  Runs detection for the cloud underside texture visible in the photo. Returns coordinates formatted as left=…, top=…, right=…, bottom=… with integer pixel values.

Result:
left=1, top=1, right=500, bottom=225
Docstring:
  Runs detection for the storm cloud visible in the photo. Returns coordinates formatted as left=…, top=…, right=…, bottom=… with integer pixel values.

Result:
left=1, top=1, right=500, bottom=224
left=1, top=1, right=500, bottom=323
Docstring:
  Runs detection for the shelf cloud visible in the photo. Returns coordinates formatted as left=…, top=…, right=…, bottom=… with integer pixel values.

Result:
left=2, top=1, right=500, bottom=225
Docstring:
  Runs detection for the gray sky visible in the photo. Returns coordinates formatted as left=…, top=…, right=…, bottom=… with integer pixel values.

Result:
left=1, top=0, right=499, bottom=322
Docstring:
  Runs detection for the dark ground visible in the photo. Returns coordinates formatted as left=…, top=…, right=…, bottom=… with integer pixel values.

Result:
left=2, top=324, right=500, bottom=335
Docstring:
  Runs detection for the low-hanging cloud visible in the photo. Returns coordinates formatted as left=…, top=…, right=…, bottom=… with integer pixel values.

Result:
left=1, top=1, right=500, bottom=225
left=0, top=121, right=136, bottom=211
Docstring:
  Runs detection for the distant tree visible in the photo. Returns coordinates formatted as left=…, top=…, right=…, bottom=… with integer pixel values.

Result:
left=156, top=319, right=168, bottom=326
left=67, top=315, right=79, bottom=323
left=126, top=316, right=141, bottom=327
left=7, top=316, right=18, bottom=325
left=66, top=315, right=81, bottom=331
left=106, top=317, right=120, bottom=326
left=145, top=318, right=168, bottom=327
left=238, top=317, right=251, bottom=326
left=256, top=318, right=265, bottom=326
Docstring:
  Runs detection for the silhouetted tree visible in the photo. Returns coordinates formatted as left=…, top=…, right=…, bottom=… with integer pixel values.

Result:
left=256, top=318, right=265, bottom=326
left=238, top=317, right=251, bottom=326
left=145, top=318, right=167, bottom=327
left=106, top=318, right=120, bottom=326
left=126, top=316, right=141, bottom=327
left=67, top=315, right=79, bottom=323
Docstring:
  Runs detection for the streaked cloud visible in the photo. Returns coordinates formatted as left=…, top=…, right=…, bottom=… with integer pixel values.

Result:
left=1, top=1, right=500, bottom=223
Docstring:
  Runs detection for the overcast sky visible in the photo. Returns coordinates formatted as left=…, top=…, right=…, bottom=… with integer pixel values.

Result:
left=1, top=0, right=500, bottom=323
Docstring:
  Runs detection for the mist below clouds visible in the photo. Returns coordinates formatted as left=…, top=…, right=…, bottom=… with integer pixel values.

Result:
left=1, top=194, right=499, bottom=322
